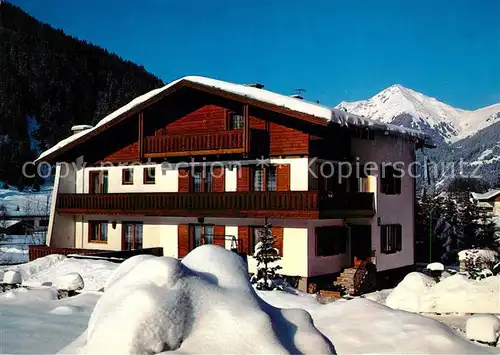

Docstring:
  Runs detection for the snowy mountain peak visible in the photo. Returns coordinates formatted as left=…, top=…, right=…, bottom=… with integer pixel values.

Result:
left=336, top=85, right=500, bottom=143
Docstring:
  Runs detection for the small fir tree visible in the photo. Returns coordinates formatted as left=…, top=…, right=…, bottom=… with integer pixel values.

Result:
left=250, top=220, right=282, bottom=290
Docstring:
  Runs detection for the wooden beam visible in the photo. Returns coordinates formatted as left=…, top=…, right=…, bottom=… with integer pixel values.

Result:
left=138, top=111, right=144, bottom=161
left=243, top=104, right=249, bottom=154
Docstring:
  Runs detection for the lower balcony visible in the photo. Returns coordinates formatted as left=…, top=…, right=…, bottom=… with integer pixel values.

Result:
left=56, top=191, right=375, bottom=219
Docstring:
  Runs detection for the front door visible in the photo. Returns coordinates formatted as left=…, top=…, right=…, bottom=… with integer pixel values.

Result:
left=122, top=222, right=143, bottom=250
left=350, top=225, right=372, bottom=264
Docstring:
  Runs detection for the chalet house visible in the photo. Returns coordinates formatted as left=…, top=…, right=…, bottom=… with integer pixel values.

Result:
left=36, top=76, right=433, bottom=292
left=473, top=190, right=500, bottom=217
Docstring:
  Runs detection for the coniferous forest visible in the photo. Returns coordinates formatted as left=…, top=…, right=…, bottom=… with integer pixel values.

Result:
left=0, top=2, right=164, bottom=188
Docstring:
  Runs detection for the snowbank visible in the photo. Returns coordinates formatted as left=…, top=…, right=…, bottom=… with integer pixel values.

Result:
left=466, top=314, right=500, bottom=344
left=6, top=255, right=117, bottom=290
left=387, top=272, right=500, bottom=314
left=386, top=272, right=436, bottom=312
left=0, top=252, right=495, bottom=354
left=310, top=298, right=490, bottom=354
left=84, top=246, right=334, bottom=354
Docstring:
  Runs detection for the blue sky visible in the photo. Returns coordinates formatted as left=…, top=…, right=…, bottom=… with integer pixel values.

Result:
left=12, top=0, right=500, bottom=109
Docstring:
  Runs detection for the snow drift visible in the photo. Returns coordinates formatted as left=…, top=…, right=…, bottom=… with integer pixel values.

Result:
left=387, top=272, right=500, bottom=314
left=85, top=246, right=334, bottom=354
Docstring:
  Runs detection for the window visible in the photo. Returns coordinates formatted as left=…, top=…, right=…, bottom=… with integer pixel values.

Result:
left=191, top=167, right=213, bottom=192
left=229, top=113, right=244, bottom=130
left=89, top=171, right=108, bottom=193
left=143, top=167, right=156, bottom=184
left=252, top=165, right=277, bottom=192
left=190, top=224, right=215, bottom=249
left=380, top=224, right=402, bottom=254
left=249, top=226, right=264, bottom=253
left=122, top=168, right=134, bottom=185
left=253, top=166, right=264, bottom=191
left=266, top=166, right=276, bottom=191
left=381, top=166, right=401, bottom=195
left=39, top=219, right=49, bottom=227
left=123, top=222, right=143, bottom=250
left=316, top=226, right=347, bottom=256
left=89, top=221, right=108, bottom=243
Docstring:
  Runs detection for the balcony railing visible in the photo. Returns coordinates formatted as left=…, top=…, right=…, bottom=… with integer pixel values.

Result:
left=56, top=191, right=375, bottom=219
left=145, top=130, right=245, bottom=157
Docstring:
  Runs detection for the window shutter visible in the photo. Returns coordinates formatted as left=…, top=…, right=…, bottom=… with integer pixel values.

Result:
left=212, top=167, right=225, bottom=192
left=395, top=175, right=402, bottom=194
left=276, top=164, right=290, bottom=191
left=178, top=168, right=190, bottom=192
left=214, top=225, right=225, bottom=247
left=237, top=167, right=250, bottom=192
left=238, top=226, right=250, bottom=254
left=178, top=224, right=190, bottom=257
left=380, top=226, right=387, bottom=254
left=396, top=225, right=402, bottom=251
left=273, top=226, right=284, bottom=257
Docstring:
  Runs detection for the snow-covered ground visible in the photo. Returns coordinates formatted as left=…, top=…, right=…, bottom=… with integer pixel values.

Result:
left=0, top=233, right=46, bottom=265
left=0, top=186, right=51, bottom=217
left=0, top=249, right=497, bottom=354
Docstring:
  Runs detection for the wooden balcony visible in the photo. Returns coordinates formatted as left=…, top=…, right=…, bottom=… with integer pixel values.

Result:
left=144, top=129, right=270, bottom=158
left=56, top=191, right=375, bottom=219
left=145, top=130, right=245, bottom=158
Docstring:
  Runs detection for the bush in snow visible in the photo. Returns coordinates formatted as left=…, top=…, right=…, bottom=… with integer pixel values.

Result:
left=466, top=314, right=500, bottom=345
left=249, top=220, right=282, bottom=290
left=3, top=270, right=21, bottom=285
left=55, top=272, right=84, bottom=291
left=459, top=249, right=499, bottom=280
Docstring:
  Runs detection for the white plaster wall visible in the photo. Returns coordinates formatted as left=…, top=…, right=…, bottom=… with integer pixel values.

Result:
left=81, top=164, right=178, bottom=193
left=47, top=163, right=77, bottom=247
left=281, top=227, right=308, bottom=276
left=143, top=221, right=178, bottom=258
left=77, top=216, right=178, bottom=254
left=225, top=168, right=237, bottom=192
left=306, top=219, right=348, bottom=277
left=494, top=201, right=500, bottom=217
left=351, top=136, right=416, bottom=271
left=270, top=157, right=308, bottom=191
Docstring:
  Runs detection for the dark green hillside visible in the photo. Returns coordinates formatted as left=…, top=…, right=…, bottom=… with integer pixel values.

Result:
left=0, top=1, right=164, bottom=187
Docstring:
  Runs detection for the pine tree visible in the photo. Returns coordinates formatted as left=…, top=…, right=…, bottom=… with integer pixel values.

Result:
left=476, top=208, right=499, bottom=250
left=435, top=194, right=461, bottom=264
left=249, top=220, right=282, bottom=290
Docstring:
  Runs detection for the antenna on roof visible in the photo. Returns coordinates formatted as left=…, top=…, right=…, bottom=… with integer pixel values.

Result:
left=290, top=88, right=306, bottom=100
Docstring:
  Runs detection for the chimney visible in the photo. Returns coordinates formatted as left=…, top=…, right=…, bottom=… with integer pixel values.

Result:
left=71, top=125, right=93, bottom=135
left=245, top=83, right=264, bottom=89
left=290, top=94, right=303, bottom=100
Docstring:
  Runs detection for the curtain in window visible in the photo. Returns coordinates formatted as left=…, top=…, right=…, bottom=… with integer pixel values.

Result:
left=100, top=223, right=108, bottom=241
left=193, top=169, right=203, bottom=192
left=135, top=223, right=143, bottom=249
left=266, top=166, right=277, bottom=191
left=124, top=223, right=133, bottom=250
left=205, top=170, right=213, bottom=192
left=193, top=225, right=202, bottom=247
left=204, top=225, right=214, bottom=244
left=253, top=167, right=264, bottom=191
left=102, top=172, right=108, bottom=193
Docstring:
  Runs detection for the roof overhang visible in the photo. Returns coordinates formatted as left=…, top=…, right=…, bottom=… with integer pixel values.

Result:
left=36, top=76, right=434, bottom=163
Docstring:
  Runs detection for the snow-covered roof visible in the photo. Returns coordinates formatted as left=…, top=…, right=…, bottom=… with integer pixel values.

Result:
left=472, top=189, right=500, bottom=201
left=36, top=76, right=434, bottom=162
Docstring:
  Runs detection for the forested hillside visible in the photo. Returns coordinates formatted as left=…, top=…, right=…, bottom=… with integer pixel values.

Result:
left=0, top=2, right=164, bottom=188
